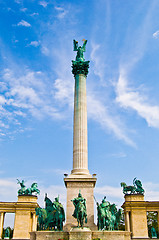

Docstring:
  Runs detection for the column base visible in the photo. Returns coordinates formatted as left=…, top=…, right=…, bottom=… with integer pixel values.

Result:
left=64, top=175, right=97, bottom=231
left=71, top=169, right=90, bottom=175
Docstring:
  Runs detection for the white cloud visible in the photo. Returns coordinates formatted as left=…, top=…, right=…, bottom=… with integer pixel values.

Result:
left=0, top=66, right=64, bottom=137
left=116, top=68, right=159, bottom=128
left=144, top=182, right=159, bottom=201
left=29, top=41, right=40, bottom=47
left=54, top=78, right=73, bottom=106
left=54, top=6, right=68, bottom=19
left=41, top=168, right=69, bottom=176
left=17, top=20, right=31, bottom=27
left=14, top=0, right=21, bottom=3
left=41, top=46, right=49, bottom=56
left=39, top=1, right=48, bottom=8
left=87, top=93, right=135, bottom=146
left=90, top=43, right=106, bottom=84
left=30, top=13, right=39, bottom=17
left=20, top=8, right=27, bottom=12
left=153, top=30, right=159, bottom=39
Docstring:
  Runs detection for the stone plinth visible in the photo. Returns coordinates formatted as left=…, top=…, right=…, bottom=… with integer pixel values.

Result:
left=64, top=175, right=97, bottom=231
left=122, top=194, right=148, bottom=239
left=30, top=231, right=69, bottom=240
left=30, top=230, right=131, bottom=240
left=17, top=195, right=38, bottom=203
left=92, top=231, right=131, bottom=240
left=69, top=227, right=91, bottom=240
left=124, top=194, right=144, bottom=202
left=13, top=195, right=38, bottom=239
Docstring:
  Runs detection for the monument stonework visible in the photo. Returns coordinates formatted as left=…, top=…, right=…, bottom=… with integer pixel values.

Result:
left=64, top=40, right=97, bottom=230
left=0, top=40, right=158, bottom=240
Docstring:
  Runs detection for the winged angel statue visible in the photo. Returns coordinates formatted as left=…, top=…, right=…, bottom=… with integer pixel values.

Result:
left=73, top=39, right=87, bottom=62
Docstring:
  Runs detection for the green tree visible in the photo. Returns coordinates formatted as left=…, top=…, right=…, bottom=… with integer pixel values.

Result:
left=147, top=212, right=158, bottom=238
left=118, top=212, right=125, bottom=230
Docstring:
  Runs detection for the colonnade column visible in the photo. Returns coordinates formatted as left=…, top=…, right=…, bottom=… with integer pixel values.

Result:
left=0, top=212, right=5, bottom=239
left=125, top=211, right=130, bottom=231
left=32, top=212, right=37, bottom=231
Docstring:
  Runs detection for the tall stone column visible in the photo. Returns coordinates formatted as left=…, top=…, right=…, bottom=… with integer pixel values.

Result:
left=72, top=72, right=89, bottom=175
left=64, top=40, right=97, bottom=231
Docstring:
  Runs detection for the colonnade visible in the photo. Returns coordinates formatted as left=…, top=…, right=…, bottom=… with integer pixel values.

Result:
left=0, top=195, right=38, bottom=239
left=122, top=194, right=159, bottom=239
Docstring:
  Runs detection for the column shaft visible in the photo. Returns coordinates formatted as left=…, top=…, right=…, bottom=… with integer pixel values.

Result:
left=71, top=74, right=89, bottom=175
left=125, top=211, right=130, bottom=231
left=32, top=213, right=37, bottom=231
left=0, top=212, right=5, bottom=239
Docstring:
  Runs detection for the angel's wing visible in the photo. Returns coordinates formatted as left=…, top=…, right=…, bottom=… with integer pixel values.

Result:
left=73, top=39, right=78, bottom=51
left=82, top=40, right=87, bottom=52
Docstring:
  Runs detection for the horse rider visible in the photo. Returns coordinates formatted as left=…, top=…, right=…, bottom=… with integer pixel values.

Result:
left=71, top=190, right=87, bottom=219
left=100, top=196, right=110, bottom=212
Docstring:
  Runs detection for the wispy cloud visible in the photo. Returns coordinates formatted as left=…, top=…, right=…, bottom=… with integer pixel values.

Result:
left=28, top=41, right=40, bottom=47
left=55, top=6, right=68, bottom=19
left=116, top=68, right=159, bottom=128
left=115, top=1, right=159, bottom=129
left=0, top=66, right=63, bottom=138
left=89, top=43, right=135, bottom=146
left=20, top=8, right=27, bottom=12
left=30, top=12, right=39, bottom=17
left=39, top=1, right=48, bottom=8
left=153, top=30, right=159, bottom=39
left=41, top=168, right=69, bottom=176
left=14, top=0, right=22, bottom=4
left=17, top=20, right=31, bottom=27
left=87, top=94, right=135, bottom=146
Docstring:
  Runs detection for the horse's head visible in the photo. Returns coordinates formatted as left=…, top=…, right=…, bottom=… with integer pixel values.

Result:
left=31, top=182, right=37, bottom=188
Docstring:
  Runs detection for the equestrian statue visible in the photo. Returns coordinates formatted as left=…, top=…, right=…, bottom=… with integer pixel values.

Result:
left=71, top=190, right=87, bottom=228
left=94, top=196, right=122, bottom=231
left=35, top=194, right=65, bottom=231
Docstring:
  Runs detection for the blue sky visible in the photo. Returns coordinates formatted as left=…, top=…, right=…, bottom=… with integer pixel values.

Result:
left=1, top=0, right=159, bottom=227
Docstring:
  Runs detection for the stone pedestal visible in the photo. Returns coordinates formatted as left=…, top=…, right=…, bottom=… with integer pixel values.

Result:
left=122, top=194, right=148, bottom=239
left=13, top=195, right=38, bottom=240
left=30, top=230, right=131, bottom=240
left=69, top=227, right=91, bottom=240
left=30, top=231, right=69, bottom=240
left=64, top=175, right=97, bottom=231
left=92, top=231, right=131, bottom=240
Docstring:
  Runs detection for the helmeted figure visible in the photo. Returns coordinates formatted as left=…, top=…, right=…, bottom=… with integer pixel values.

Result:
left=53, top=196, right=65, bottom=230
left=71, top=191, right=87, bottom=227
left=100, top=196, right=110, bottom=211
